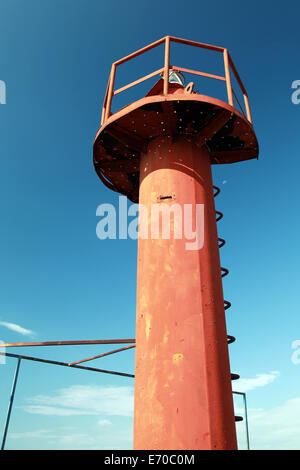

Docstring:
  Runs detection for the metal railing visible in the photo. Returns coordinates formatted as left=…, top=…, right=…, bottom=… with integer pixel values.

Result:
left=0, top=339, right=250, bottom=450
left=0, top=339, right=135, bottom=450
left=233, top=391, right=250, bottom=450
left=101, top=36, right=252, bottom=125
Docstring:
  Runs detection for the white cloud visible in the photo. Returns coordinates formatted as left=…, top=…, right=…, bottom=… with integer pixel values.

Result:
left=0, top=321, right=34, bottom=336
left=233, top=371, right=279, bottom=393
left=233, top=371, right=300, bottom=449
left=237, top=397, right=300, bottom=450
left=16, top=378, right=300, bottom=450
left=23, top=406, right=87, bottom=416
left=23, top=385, right=134, bottom=417
left=8, top=426, right=132, bottom=450
left=97, top=419, right=112, bottom=427
left=9, top=429, right=53, bottom=440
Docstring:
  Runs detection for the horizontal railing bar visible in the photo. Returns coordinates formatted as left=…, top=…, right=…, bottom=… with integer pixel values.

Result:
left=114, top=37, right=166, bottom=66
left=169, top=36, right=225, bottom=53
left=171, top=65, right=226, bottom=81
left=114, top=35, right=225, bottom=67
left=0, top=352, right=135, bottom=378
left=114, top=68, right=164, bottom=95
left=2, top=339, right=136, bottom=348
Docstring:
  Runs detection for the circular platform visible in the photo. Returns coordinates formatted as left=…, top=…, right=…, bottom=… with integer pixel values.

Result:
left=93, top=84, right=259, bottom=202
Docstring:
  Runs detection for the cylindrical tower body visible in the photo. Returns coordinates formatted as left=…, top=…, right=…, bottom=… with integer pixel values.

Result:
left=133, top=136, right=237, bottom=450
left=93, top=36, right=259, bottom=450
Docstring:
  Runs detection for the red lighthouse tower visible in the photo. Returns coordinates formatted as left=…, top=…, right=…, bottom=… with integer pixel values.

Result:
left=93, top=36, right=258, bottom=450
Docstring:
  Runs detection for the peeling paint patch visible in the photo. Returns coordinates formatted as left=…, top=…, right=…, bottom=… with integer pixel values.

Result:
left=150, top=348, right=157, bottom=360
left=145, top=313, right=152, bottom=339
left=172, top=353, right=183, bottom=364
left=140, top=294, right=148, bottom=309
left=163, top=331, right=169, bottom=343
left=168, top=244, right=175, bottom=257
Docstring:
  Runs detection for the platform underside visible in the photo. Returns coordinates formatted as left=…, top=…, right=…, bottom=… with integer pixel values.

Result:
left=93, top=93, right=259, bottom=202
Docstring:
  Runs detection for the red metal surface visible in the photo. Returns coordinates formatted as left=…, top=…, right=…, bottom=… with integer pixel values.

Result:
left=93, top=37, right=258, bottom=203
left=133, top=136, right=237, bottom=450
left=93, top=37, right=259, bottom=450
left=94, top=84, right=258, bottom=202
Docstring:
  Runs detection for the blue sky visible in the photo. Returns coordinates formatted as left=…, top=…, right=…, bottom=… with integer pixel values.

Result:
left=0, top=0, right=300, bottom=450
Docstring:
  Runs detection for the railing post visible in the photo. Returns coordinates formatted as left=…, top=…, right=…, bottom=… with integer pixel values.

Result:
left=243, top=93, right=252, bottom=124
left=163, top=36, right=170, bottom=95
left=105, top=64, right=116, bottom=122
left=101, top=81, right=110, bottom=126
left=223, top=49, right=234, bottom=106
left=1, top=357, right=22, bottom=450
left=243, top=392, right=250, bottom=450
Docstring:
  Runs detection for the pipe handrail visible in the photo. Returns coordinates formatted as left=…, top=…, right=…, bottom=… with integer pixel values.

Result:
left=101, top=36, right=253, bottom=125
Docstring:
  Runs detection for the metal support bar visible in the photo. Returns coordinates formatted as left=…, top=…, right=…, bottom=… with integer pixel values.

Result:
left=169, top=35, right=225, bottom=53
left=113, top=68, right=164, bottom=95
left=105, top=64, right=116, bottom=121
left=1, top=357, right=22, bottom=450
left=233, top=391, right=250, bottom=450
left=114, top=37, right=165, bottom=66
left=243, top=93, right=252, bottom=124
left=171, top=65, right=226, bottom=82
left=69, top=344, right=136, bottom=366
left=228, top=53, right=252, bottom=123
left=232, top=87, right=247, bottom=119
left=101, top=75, right=111, bottom=125
left=243, top=392, right=250, bottom=450
left=0, top=352, right=245, bottom=450
left=0, top=352, right=134, bottom=378
left=163, top=36, right=170, bottom=95
left=2, top=338, right=136, bottom=348
left=223, top=49, right=234, bottom=106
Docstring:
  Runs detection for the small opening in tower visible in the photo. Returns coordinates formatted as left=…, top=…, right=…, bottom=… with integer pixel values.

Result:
left=157, top=194, right=175, bottom=202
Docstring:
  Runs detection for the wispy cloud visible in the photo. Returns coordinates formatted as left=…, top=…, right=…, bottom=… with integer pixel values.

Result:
left=16, top=378, right=300, bottom=450
left=232, top=370, right=300, bottom=449
left=22, top=406, right=87, bottom=416
left=0, top=321, right=34, bottom=336
left=236, top=397, right=300, bottom=450
left=19, top=387, right=133, bottom=449
left=233, top=371, right=279, bottom=393
left=97, top=419, right=112, bottom=427
left=23, top=385, right=134, bottom=417
left=9, top=426, right=132, bottom=450
left=10, top=429, right=53, bottom=440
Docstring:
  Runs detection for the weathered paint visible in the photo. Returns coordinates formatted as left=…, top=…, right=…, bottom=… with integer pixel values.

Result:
left=133, top=136, right=237, bottom=450
left=93, top=37, right=259, bottom=450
